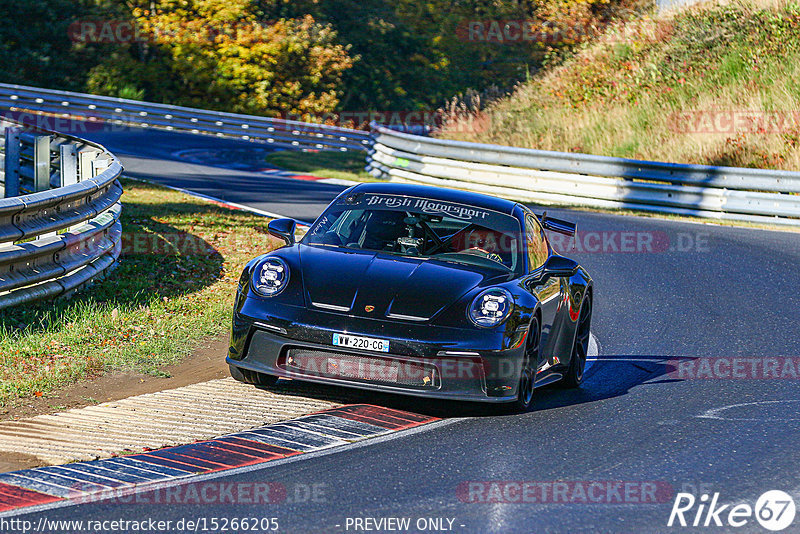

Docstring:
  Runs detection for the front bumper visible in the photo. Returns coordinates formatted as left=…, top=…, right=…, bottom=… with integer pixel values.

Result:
left=228, top=306, right=525, bottom=403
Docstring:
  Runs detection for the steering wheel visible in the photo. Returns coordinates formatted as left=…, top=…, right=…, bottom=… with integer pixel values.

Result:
left=464, top=246, right=491, bottom=256
left=463, top=247, right=505, bottom=265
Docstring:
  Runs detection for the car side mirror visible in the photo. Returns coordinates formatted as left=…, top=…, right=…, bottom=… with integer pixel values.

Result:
left=540, top=255, right=579, bottom=279
left=268, top=218, right=297, bottom=246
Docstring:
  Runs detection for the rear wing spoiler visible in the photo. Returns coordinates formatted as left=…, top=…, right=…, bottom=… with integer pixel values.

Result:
left=537, top=212, right=577, bottom=237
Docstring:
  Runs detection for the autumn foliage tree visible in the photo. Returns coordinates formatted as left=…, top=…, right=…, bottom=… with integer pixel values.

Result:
left=86, top=0, right=354, bottom=116
left=1, top=0, right=646, bottom=116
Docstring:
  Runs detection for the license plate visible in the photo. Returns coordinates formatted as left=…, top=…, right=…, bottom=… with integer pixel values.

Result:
left=332, top=333, right=390, bottom=353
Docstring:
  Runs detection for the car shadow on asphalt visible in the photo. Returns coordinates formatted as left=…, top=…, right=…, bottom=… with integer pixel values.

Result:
left=252, top=354, right=697, bottom=419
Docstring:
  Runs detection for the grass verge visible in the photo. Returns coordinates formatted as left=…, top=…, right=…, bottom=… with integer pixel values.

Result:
left=263, top=149, right=375, bottom=181
left=0, top=178, right=279, bottom=407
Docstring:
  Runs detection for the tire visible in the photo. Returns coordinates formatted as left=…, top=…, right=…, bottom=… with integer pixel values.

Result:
left=502, top=315, right=540, bottom=413
left=229, top=364, right=279, bottom=387
left=560, top=295, right=592, bottom=389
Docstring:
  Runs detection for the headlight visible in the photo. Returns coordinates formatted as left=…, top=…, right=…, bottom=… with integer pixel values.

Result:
left=252, top=258, right=290, bottom=297
left=468, top=288, right=514, bottom=328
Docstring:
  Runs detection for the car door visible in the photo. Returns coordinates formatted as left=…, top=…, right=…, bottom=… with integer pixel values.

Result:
left=524, top=213, right=561, bottom=370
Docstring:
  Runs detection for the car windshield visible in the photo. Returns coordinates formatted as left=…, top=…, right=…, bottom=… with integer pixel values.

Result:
left=302, top=192, right=524, bottom=274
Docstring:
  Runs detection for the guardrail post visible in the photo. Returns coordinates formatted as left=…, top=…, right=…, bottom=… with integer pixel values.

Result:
left=91, top=158, right=111, bottom=177
left=59, top=144, right=79, bottom=187
left=33, top=134, right=51, bottom=192
left=78, top=148, right=97, bottom=181
left=3, top=127, right=20, bottom=198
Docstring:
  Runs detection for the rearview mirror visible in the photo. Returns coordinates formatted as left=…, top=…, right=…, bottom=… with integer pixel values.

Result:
left=541, top=255, right=579, bottom=279
left=268, top=218, right=297, bottom=246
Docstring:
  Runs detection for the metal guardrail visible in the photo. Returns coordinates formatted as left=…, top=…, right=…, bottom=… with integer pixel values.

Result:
left=2, top=84, right=796, bottom=228
left=0, top=118, right=123, bottom=311
left=0, top=83, right=371, bottom=152
left=366, top=123, right=800, bottom=226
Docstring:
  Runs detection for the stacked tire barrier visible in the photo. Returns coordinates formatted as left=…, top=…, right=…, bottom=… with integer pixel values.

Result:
left=0, top=83, right=371, bottom=152
left=0, top=118, right=123, bottom=311
left=367, top=123, right=800, bottom=227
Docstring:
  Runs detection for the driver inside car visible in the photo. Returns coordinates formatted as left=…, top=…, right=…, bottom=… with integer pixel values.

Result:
left=462, top=228, right=507, bottom=266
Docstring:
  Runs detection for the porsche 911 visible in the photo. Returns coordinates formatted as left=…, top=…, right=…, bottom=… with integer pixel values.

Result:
left=228, top=183, right=592, bottom=411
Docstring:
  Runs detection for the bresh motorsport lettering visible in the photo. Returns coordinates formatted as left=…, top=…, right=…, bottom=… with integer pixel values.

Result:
left=363, top=194, right=492, bottom=221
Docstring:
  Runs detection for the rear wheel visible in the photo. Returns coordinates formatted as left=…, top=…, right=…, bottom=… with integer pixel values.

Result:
left=229, top=364, right=279, bottom=387
left=561, top=296, right=592, bottom=388
left=504, top=316, right=540, bottom=413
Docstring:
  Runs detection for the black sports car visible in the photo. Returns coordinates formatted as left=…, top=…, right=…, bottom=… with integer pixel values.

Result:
left=228, top=183, right=593, bottom=411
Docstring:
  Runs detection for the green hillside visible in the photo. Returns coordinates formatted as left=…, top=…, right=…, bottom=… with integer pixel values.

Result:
left=440, top=0, right=800, bottom=171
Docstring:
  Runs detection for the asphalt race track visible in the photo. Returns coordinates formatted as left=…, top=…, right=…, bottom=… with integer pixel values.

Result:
left=17, top=127, right=800, bottom=532
left=83, top=128, right=344, bottom=224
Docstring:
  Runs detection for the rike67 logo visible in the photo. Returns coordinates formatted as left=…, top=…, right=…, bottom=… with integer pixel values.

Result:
left=668, top=490, right=796, bottom=531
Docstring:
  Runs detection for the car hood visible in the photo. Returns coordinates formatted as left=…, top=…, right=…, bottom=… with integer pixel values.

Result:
left=298, top=245, right=500, bottom=321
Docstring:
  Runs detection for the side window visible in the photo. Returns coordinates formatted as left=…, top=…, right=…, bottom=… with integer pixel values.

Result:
left=333, top=209, right=366, bottom=243
left=525, top=214, right=549, bottom=271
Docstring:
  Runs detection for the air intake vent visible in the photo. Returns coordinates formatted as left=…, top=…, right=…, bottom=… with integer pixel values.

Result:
left=283, top=348, right=439, bottom=388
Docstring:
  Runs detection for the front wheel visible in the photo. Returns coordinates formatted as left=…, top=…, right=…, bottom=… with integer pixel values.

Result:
left=229, top=364, right=279, bottom=387
left=560, top=296, right=592, bottom=389
left=503, top=316, right=540, bottom=413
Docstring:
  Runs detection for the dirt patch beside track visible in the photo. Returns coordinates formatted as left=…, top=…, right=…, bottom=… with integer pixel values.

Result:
left=0, top=334, right=230, bottom=424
